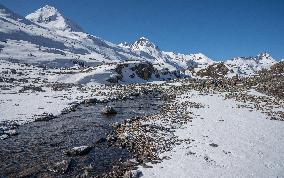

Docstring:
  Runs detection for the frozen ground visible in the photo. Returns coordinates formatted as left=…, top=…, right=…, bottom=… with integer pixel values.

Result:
left=140, top=91, right=284, bottom=178
left=0, top=3, right=283, bottom=177
left=0, top=60, right=111, bottom=124
left=0, top=59, right=178, bottom=124
left=0, top=86, right=106, bottom=123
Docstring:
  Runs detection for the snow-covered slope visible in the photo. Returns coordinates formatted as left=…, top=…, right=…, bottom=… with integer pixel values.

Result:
left=225, top=52, right=276, bottom=77
left=1, top=4, right=204, bottom=72
left=26, top=5, right=83, bottom=32
left=163, top=52, right=214, bottom=71
left=0, top=5, right=146, bottom=68
left=119, top=37, right=213, bottom=71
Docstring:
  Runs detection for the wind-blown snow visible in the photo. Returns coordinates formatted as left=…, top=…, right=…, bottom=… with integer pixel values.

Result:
left=140, top=91, right=284, bottom=178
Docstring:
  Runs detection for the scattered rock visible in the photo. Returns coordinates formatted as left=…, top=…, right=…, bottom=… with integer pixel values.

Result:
left=131, top=62, right=155, bottom=80
left=4, top=129, right=18, bottom=136
left=48, top=160, right=70, bottom=174
left=196, top=62, right=229, bottom=79
left=19, top=85, right=45, bottom=93
left=209, top=143, right=218, bottom=147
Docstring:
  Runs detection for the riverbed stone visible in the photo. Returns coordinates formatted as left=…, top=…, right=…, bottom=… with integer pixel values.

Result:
left=65, top=146, right=92, bottom=156
left=101, top=106, right=117, bottom=115
left=84, top=98, right=99, bottom=105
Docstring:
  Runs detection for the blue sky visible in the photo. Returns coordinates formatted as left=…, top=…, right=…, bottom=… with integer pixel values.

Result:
left=0, top=0, right=283, bottom=60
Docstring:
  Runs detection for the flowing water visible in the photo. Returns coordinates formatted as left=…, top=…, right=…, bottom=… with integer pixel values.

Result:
left=0, top=93, right=163, bottom=177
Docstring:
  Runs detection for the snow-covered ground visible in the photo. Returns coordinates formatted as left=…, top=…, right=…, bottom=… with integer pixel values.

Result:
left=0, top=58, right=179, bottom=125
left=140, top=91, right=284, bottom=178
left=0, top=86, right=105, bottom=123
left=0, top=3, right=283, bottom=178
left=0, top=59, right=110, bottom=124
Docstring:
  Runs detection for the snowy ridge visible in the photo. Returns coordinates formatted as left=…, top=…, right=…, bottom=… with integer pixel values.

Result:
left=26, top=5, right=83, bottom=32
left=0, top=4, right=282, bottom=81
left=225, top=52, right=276, bottom=77
left=131, top=37, right=160, bottom=54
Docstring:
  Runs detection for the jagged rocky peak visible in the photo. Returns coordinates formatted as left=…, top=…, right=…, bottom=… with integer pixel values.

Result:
left=257, top=52, right=273, bottom=60
left=231, top=52, right=274, bottom=62
left=191, top=53, right=213, bottom=62
left=131, top=37, right=159, bottom=51
left=118, top=42, right=130, bottom=48
left=26, top=5, right=83, bottom=32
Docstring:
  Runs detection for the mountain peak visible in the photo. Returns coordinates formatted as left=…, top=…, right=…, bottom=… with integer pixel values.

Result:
left=40, top=5, right=58, bottom=12
left=118, top=42, right=130, bottom=48
left=191, top=53, right=214, bottom=63
left=139, top=36, right=149, bottom=41
left=26, top=5, right=83, bottom=32
left=257, top=52, right=273, bottom=60
left=131, top=36, right=159, bottom=51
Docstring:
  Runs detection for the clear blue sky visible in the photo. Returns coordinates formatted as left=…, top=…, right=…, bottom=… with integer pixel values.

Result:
left=1, top=0, right=283, bottom=60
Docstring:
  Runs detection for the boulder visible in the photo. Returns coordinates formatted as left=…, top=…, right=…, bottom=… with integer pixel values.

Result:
left=123, top=170, right=143, bottom=178
left=84, top=98, right=99, bottom=105
left=65, top=146, right=92, bottom=156
left=34, top=113, right=56, bottom=122
left=101, top=106, right=117, bottom=115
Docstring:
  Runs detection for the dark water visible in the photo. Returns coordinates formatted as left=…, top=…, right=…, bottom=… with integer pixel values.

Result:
left=0, top=94, right=162, bottom=177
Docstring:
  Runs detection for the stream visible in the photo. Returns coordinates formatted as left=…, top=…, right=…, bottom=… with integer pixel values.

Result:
left=0, top=93, right=163, bottom=177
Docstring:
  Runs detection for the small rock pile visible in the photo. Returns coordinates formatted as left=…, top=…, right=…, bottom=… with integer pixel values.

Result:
left=97, top=89, right=199, bottom=177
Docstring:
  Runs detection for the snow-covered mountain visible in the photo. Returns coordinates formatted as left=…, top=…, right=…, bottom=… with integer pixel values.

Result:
left=224, top=52, right=276, bottom=77
left=131, top=37, right=160, bottom=54
left=0, top=4, right=146, bottom=67
left=0, top=4, right=281, bottom=81
left=26, top=5, right=83, bottom=32
left=119, top=37, right=213, bottom=71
